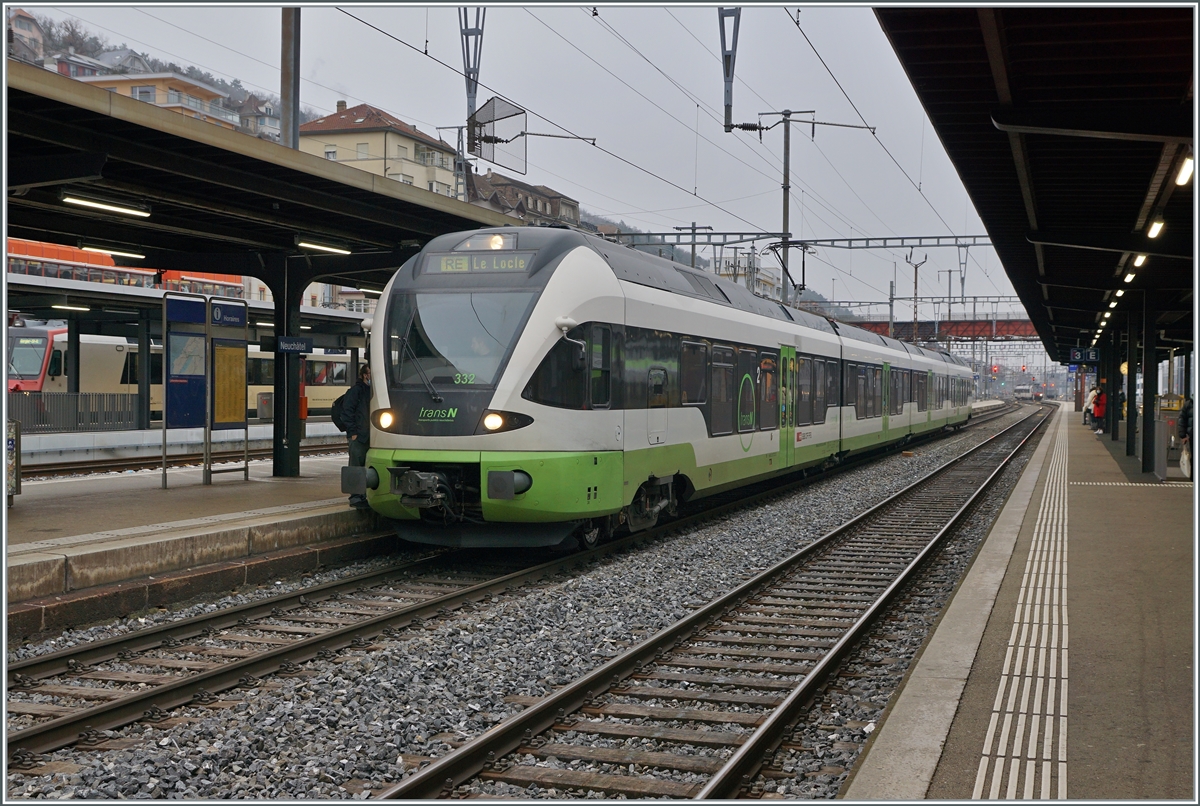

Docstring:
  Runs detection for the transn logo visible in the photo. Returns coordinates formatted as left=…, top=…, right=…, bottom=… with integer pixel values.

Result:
left=418, top=407, right=458, bottom=422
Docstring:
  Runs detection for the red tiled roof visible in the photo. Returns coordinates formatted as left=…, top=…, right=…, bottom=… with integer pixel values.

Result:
left=299, top=102, right=452, bottom=151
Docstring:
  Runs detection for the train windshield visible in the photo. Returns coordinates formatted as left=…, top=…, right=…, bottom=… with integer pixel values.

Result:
left=387, top=291, right=538, bottom=388
left=8, top=336, right=48, bottom=379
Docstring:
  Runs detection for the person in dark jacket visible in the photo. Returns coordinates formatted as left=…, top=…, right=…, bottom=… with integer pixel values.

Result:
left=1180, top=395, right=1194, bottom=475
left=343, top=365, right=371, bottom=508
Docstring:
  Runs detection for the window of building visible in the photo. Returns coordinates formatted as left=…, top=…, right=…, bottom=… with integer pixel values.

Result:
left=15, top=17, right=33, bottom=31
left=356, top=142, right=369, bottom=160
left=400, top=174, right=414, bottom=185
left=324, top=147, right=337, bottom=160
left=396, top=144, right=408, bottom=159
left=311, top=294, right=318, bottom=307
left=258, top=287, right=266, bottom=300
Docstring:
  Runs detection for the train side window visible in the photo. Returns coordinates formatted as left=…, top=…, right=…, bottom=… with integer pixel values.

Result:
left=736, top=349, right=757, bottom=432
left=680, top=341, right=708, bottom=405
left=710, top=346, right=735, bottom=435
left=523, top=328, right=588, bottom=409
left=795, top=356, right=812, bottom=426
left=826, top=360, right=840, bottom=409
left=305, top=360, right=328, bottom=385
left=647, top=367, right=668, bottom=408
left=843, top=361, right=856, bottom=411
left=329, top=362, right=348, bottom=385
left=917, top=372, right=928, bottom=412
left=878, top=364, right=888, bottom=414
left=47, top=349, right=63, bottom=378
left=120, top=353, right=134, bottom=384
left=813, top=359, right=826, bottom=424
left=758, top=352, right=778, bottom=430
left=856, top=365, right=868, bottom=420
left=590, top=324, right=611, bottom=408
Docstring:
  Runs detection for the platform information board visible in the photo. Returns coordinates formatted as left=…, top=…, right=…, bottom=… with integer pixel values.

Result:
left=211, top=339, right=248, bottom=429
left=165, top=329, right=206, bottom=428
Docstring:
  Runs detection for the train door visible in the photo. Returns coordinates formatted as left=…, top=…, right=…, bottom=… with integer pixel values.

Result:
left=647, top=367, right=668, bottom=445
left=779, top=346, right=795, bottom=467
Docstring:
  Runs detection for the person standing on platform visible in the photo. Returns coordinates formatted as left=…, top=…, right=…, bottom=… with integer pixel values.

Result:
left=1084, top=385, right=1098, bottom=425
left=344, top=365, right=372, bottom=509
left=1092, top=388, right=1107, bottom=435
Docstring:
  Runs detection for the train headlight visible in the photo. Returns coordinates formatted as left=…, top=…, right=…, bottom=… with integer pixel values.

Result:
left=379, top=410, right=395, bottom=429
left=475, top=410, right=534, bottom=435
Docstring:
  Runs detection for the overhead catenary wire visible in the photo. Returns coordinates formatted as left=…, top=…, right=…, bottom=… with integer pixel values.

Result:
left=337, top=6, right=767, bottom=233
left=590, top=7, right=946, bottom=297
left=784, top=8, right=1005, bottom=295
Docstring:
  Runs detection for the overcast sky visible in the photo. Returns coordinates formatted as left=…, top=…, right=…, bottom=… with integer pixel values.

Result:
left=33, top=4, right=1045, bottom=361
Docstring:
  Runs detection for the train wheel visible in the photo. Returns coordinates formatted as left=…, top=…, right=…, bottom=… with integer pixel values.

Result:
left=577, top=517, right=613, bottom=551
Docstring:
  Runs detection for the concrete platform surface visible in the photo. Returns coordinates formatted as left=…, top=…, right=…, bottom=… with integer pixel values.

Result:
left=6, top=455, right=397, bottom=638
left=9, top=454, right=348, bottom=543
left=846, top=402, right=1194, bottom=800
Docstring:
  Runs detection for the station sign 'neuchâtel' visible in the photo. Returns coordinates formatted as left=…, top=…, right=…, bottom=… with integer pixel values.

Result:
left=432, top=252, right=535, bottom=273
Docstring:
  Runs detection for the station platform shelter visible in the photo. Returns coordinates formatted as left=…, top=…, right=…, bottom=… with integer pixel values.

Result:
left=846, top=402, right=1193, bottom=800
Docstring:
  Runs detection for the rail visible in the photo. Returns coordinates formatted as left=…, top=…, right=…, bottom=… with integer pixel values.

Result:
left=375, top=406, right=1047, bottom=798
left=4, top=403, right=1023, bottom=764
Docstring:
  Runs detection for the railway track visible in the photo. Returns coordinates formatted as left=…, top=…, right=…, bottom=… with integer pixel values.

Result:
left=5, top=403, right=1027, bottom=768
left=21, top=442, right=345, bottom=479
left=374, top=406, right=1048, bottom=799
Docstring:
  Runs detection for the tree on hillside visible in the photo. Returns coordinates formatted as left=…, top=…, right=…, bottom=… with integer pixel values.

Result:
left=34, top=14, right=109, bottom=57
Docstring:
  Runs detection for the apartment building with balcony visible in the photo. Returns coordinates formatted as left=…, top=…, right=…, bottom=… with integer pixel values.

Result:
left=76, top=71, right=240, bottom=129
left=299, top=101, right=458, bottom=196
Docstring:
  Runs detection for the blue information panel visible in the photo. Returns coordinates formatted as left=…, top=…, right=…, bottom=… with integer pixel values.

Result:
left=210, top=303, right=246, bottom=327
left=165, top=331, right=206, bottom=428
left=166, top=298, right=206, bottom=324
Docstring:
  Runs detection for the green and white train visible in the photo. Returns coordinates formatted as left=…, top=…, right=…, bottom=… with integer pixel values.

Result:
left=349, top=227, right=974, bottom=547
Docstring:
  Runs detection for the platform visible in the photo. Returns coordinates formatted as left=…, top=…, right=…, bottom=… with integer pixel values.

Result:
left=6, top=454, right=397, bottom=639
left=845, top=402, right=1194, bottom=799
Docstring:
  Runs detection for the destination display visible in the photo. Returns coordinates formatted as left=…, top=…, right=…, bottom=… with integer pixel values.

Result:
left=429, top=251, right=535, bottom=274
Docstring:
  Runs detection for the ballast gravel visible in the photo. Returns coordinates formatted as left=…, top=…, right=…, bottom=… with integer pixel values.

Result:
left=8, top=410, right=1032, bottom=800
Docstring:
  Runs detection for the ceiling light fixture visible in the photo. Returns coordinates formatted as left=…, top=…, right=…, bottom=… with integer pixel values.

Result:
left=296, top=239, right=351, bottom=255
left=52, top=304, right=90, bottom=312
left=1133, top=254, right=1147, bottom=267
left=60, top=192, right=151, bottom=218
left=1124, top=273, right=1136, bottom=283
left=82, top=246, right=146, bottom=260
left=1147, top=220, right=1164, bottom=239
left=1176, top=154, right=1194, bottom=186
left=1103, top=312, right=1111, bottom=318
left=256, top=321, right=274, bottom=327
left=1109, top=301, right=1118, bottom=308
left=1115, top=289, right=1125, bottom=297
left=300, top=325, right=312, bottom=330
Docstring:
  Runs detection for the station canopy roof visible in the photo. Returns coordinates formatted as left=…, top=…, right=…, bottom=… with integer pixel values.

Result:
left=875, top=7, right=1193, bottom=362
left=6, top=60, right=513, bottom=292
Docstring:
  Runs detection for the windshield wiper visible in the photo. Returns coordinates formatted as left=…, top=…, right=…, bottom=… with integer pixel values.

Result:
left=396, top=308, right=443, bottom=404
